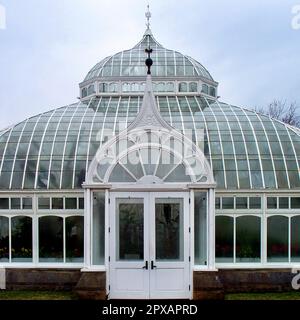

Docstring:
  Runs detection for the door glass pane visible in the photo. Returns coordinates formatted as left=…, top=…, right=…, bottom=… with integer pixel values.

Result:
left=117, top=198, right=144, bottom=261
left=155, top=198, right=184, bottom=261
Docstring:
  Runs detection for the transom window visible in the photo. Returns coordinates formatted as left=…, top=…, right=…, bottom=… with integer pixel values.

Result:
left=215, top=196, right=262, bottom=210
left=0, top=197, right=33, bottom=210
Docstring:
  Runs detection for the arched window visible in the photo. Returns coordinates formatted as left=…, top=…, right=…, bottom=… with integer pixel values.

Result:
left=81, top=88, right=87, bottom=98
left=215, top=216, right=234, bottom=263
left=109, top=82, right=118, bottom=93
left=210, top=87, right=216, bottom=97
left=202, top=84, right=209, bottom=94
left=179, top=82, right=188, bottom=92
left=157, top=82, right=165, bottom=92
left=166, top=82, right=175, bottom=92
left=122, top=83, right=130, bottom=92
left=66, top=216, right=84, bottom=262
left=99, top=83, right=108, bottom=93
left=11, top=216, right=32, bottom=262
left=189, top=82, right=198, bottom=92
left=0, top=216, right=9, bottom=262
left=87, top=84, right=95, bottom=96
left=267, top=216, right=289, bottom=262
left=131, top=83, right=140, bottom=92
left=291, top=216, right=300, bottom=262
left=236, top=216, right=261, bottom=262
left=39, top=216, right=63, bottom=262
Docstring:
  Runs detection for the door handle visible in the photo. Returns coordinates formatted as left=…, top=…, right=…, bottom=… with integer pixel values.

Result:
left=151, top=261, right=157, bottom=270
left=142, top=261, right=148, bottom=270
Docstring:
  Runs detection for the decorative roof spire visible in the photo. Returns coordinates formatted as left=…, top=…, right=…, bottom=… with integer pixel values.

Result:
left=145, top=4, right=151, bottom=30
left=145, top=48, right=153, bottom=75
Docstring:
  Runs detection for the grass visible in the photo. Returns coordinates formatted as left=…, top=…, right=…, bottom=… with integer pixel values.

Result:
left=0, top=290, right=78, bottom=300
left=0, top=290, right=299, bottom=301
left=225, top=291, right=300, bottom=300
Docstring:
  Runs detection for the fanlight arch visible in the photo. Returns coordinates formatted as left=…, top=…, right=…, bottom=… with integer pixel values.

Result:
left=87, top=127, right=214, bottom=186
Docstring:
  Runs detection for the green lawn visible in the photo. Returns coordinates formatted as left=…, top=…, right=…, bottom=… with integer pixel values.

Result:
left=0, top=290, right=300, bottom=300
left=0, top=290, right=78, bottom=300
left=225, top=291, right=300, bottom=300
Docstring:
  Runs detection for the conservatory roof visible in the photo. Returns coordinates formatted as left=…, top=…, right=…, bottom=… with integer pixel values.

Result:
left=83, top=32, right=215, bottom=83
left=0, top=96, right=299, bottom=190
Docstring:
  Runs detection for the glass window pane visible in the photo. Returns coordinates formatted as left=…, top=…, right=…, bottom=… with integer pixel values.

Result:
left=66, top=216, right=84, bottom=262
left=194, top=192, right=207, bottom=265
left=156, top=198, right=184, bottom=261
left=279, top=197, right=289, bottom=209
left=222, top=197, right=234, bottom=209
left=236, top=216, right=261, bottom=262
left=291, top=197, right=300, bottom=209
left=179, top=82, right=187, bottom=92
left=291, top=216, right=300, bottom=262
left=249, top=197, right=261, bottom=209
left=92, top=192, right=105, bottom=265
left=117, top=198, right=144, bottom=261
left=52, top=198, right=64, bottom=210
left=65, top=198, right=77, bottom=209
left=0, top=198, right=9, bottom=210
left=236, top=197, right=248, bottom=209
left=215, top=197, right=220, bottom=209
left=38, top=198, right=50, bottom=210
left=267, top=216, right=289, bottom=262
left=267, top=197, right=277, bottom=209
left=216, top=216, right=234, bottom=263
left=11, top=198, right=21, bottom=210
left=11, top=216, right=32, bottom=262
left=39, top=216, right=63, bottom=262
left=79, top=198, right=84, bottom=209
left=0, top=216, right=9, bottom=262
left=189, top=82, right=198, bottom=92
left=22, top=198, right=32, bottom=210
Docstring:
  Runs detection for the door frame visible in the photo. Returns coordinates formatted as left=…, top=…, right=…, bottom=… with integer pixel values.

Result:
left=108, top=191, right=192, bottom=299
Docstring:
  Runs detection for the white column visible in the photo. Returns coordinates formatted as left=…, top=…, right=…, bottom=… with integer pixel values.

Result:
left=208, top=188, right=216, bottom=270
left=84, top=188, right=91, bottom=269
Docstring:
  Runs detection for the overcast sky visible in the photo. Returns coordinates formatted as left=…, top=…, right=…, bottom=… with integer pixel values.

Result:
left=0, top=0, right=299, bottom=129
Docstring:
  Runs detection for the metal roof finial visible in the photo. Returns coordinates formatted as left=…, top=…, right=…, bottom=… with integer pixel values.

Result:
left=145, top=4, right=151, bottom=30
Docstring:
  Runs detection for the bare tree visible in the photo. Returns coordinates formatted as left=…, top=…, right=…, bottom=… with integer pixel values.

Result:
left=254, top=100, right=300, bottom=128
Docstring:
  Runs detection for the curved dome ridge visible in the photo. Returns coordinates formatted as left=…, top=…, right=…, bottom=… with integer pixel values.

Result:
left=83, top=32, right=215, bottom=82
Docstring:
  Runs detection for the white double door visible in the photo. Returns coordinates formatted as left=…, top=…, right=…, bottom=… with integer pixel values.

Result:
left=109, top=192, right=190, bottom=299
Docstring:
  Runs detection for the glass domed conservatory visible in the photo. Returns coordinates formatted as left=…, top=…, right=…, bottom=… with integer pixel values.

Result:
left=0, top=20, right=300, bottom=299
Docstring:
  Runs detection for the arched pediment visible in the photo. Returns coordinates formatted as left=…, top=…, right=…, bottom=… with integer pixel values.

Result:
left=86, top=126, right=214, bottom=186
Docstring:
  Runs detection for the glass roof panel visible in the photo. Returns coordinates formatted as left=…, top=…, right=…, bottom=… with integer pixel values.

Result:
left=0, top=96, right=299, bottom=190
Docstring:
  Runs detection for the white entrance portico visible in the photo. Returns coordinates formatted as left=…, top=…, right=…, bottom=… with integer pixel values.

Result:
left=83, top=70, right=216, bottom=299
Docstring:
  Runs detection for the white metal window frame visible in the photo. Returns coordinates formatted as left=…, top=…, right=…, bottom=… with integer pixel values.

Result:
left=0, top=191, right=84, bottom=269
left=216, top=192, right=300, bottom=269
